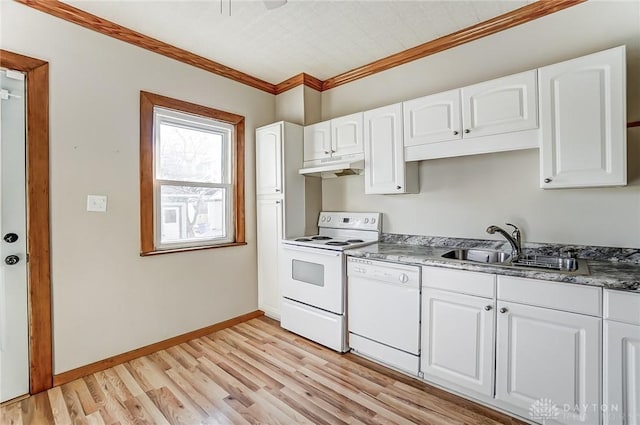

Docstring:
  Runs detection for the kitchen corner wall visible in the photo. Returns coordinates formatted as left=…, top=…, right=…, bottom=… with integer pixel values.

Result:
left=1, top=2, right=275, bottom=373
left=321, top=1, right=640, bottom=249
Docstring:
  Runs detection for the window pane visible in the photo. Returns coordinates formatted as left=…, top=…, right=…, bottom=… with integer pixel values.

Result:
left=159, top=185, right=226, bottom=244
left=157, top=123, right=223, bottom=183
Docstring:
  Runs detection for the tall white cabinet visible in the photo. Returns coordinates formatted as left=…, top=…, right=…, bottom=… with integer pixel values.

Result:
left=539, top=45, right=626, bottom=188
left=256, top=122, right=319, bottom=319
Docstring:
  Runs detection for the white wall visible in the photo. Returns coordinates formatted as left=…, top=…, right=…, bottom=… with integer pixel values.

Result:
left=322, top=1, right=640, bottom=249
left=1, top=1, right=275, bottom=373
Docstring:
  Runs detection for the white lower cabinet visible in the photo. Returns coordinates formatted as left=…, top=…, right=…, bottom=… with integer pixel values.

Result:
left=421, top=288, right=495, bottom=396
left=604, top=290, right=640, bottom=425
left=256, top=199, right=283, bottom=319
left=495, top=301, right=601, bottom=425
left=420, top=268, right=605, bottom=425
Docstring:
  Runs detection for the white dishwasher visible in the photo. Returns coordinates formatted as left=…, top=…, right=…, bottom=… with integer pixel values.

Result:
left=347, top=257, right=421, bottom=375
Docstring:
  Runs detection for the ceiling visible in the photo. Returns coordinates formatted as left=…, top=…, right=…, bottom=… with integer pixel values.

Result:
left=64, top=0, right=532, bottom=84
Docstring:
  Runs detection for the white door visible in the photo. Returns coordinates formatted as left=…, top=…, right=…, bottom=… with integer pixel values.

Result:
left=255, top=123, right=282, bottom=196
left=0, top=69, right=29, bottom=403
left=303, top=121, right=331, bottom=162
left=539, top=46, right=626, bottom=188
left=403, top=89, right=462, bottom=146
left=604, top=320, right=640, bottom=425
left=421, top=289, right=495, bottom=396
left=256, top=199, right=283, bottom=319
left=496, top=302, right=601, bottom=425
left=364, top=103, right=406, bottom=194
left=331, top=112, right=363, bottom=157
left=461, top=70, right=538, bottom=139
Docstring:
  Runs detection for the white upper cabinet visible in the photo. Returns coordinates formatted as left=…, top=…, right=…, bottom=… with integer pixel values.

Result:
left=364, top=103, right=418, bottom=194
left=403, top=89, right=462, bottom=147
left=539, top=45, right=626, bottom=188
left=303, top=121, right=331, bottom=162
left=303, top=113, right=364, bottom=164
left=331, top=112, right=364, bottom=157
left=461, top=70, right=538, bottom=138
left=256, top=124, right=282, bottom=196
left=404, top=70, right=539, bottom=161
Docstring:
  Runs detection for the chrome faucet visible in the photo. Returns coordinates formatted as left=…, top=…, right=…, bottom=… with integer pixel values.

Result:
left=486, top=223, right=522, bottom=261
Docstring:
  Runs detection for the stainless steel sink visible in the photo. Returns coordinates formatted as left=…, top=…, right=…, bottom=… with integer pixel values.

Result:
left=441, top=249, right=589, bottom=275
left=441, top=249, right=511, bottom=264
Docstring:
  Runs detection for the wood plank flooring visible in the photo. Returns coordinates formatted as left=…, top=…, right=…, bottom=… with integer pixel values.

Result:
left=0, top=317, right=526, bottom=425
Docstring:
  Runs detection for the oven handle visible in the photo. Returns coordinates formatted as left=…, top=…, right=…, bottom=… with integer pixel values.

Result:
left=281, top=243, right=342, bottom=257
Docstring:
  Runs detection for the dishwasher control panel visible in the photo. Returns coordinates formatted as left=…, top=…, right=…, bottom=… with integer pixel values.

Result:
left=347, top=257, right=420, bottom=286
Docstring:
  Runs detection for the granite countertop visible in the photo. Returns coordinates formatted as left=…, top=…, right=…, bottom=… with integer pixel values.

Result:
left=345, top=237, right=640, bottom=293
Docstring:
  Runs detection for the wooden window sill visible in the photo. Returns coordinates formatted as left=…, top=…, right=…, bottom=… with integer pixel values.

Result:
left=140, top=242, right=247, bottom=257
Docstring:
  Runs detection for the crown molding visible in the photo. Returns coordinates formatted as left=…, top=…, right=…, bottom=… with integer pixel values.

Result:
left=321, top=0, right=587, bottom=91
left=17, top=0, right=586, bottom=94
left=15, top=0, right=277, bottom=94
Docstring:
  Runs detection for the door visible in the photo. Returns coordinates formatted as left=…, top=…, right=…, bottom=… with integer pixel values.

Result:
left=256, top=198, right=283, bottom=319
left=364, top=103, right=406, bottom=194
left=255, top=123, right=282, bottom=196
left=604, top=320, right=640, bottom=425
left=496, top=302, right=601, bottom=425
left=421, top=289, right=495, bottom=396
left=403, top=89, right=462, bottom=146
left=539, top=46, right=626, bottom=188
left=461, top=70, right=538, bottom=139
left=0, top=68, right=29, bottom=403
left=303, top=121, right=331, bottom=162
left=331, top=112, right=363, bottom=157
left=280, top=244, right=343, bottom=314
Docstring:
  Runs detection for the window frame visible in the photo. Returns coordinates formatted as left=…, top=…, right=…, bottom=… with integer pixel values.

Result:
left=140, top=91, right=245, bottom=256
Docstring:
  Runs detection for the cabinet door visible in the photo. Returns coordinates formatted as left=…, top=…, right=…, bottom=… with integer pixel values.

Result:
left=604, top=320, right=640, bottom=425
left=364, top=103, right=406, bottom=194
left=496, top=302, right=601, bottom=425
left=256, top=199, right=283, bottom=319
left=539, top=46, right=626, bottom=188
left=331, top=112, right=363, bottom=157
left=421, top=289, right=495, bottom=396
left=256, top=124, right=282, bottom=196
left=303, top=121, right=331, bottom=162
left=403, top=89, right=462, bottom=146
left=461, top=70, right=538, bottom=139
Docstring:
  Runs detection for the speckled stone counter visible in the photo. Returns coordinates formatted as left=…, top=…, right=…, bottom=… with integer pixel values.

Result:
left=346, top=235, right=640, bottom=293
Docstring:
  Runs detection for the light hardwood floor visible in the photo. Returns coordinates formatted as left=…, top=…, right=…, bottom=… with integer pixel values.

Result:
left=1, top=316, right=526, bottom=425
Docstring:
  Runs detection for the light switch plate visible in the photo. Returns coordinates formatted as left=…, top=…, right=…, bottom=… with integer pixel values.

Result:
left=87, top=195, right=107, bottom=212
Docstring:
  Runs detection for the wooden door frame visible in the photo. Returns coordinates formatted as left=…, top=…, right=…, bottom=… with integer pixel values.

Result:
left=0, top=49, right=52, bottom=394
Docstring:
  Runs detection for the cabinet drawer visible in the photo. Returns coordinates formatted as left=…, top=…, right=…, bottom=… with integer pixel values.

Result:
left=422, top=266, right=495, bottom=298
left=604, top=289, right=640, bottom=325
left=497, top=276, right=602, bottom=316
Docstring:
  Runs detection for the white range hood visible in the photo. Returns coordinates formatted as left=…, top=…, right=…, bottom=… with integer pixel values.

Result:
left=298, top=159, right=364, bottom=178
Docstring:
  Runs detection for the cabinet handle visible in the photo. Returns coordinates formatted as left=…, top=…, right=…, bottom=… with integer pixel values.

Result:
left=275, top=200, right=281, bottom=204
left=464, top=129, right=470, bottom=134
left=499, top=307, right=508, bottom=314
left=396, top=186, right=402, bottom=190
left=331, top=150, right=336, bottom=153
left=544, top=178, right=552, bottom=183
left=484, top=305, right=493, bottom=311
left=324, top=151, right=330, bottom=154
left=275, top=188, right=281, bottom=192
left=453, top=131, right=459, bottom=135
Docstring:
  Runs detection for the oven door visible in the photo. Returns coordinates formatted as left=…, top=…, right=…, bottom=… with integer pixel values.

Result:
left=281, top=244, right=344, bottom=314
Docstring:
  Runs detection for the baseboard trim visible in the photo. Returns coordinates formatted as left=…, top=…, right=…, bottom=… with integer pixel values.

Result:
left=53, top=310, right=264, bottom=387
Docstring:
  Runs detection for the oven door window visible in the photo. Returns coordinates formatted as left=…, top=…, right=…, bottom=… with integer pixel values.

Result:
left=292, top=260, right=324, bottom=287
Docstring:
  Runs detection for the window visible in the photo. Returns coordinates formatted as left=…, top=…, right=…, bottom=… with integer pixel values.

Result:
left=140, top=91, right=245, bottom=255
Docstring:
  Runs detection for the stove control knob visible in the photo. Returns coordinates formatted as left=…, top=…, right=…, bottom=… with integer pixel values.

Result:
left=364, top=218, right=369, bottom=224
left=321, top=216, right=326, bottom=222
left=399, top=273, right=409, bottom=283
left=326, top=216, right=331, bottom=222
left=371, top=218, right=376, bottom=224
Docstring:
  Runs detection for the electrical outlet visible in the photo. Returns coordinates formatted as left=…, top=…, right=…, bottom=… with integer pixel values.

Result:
left=87, top=195, right=107, bottom=212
